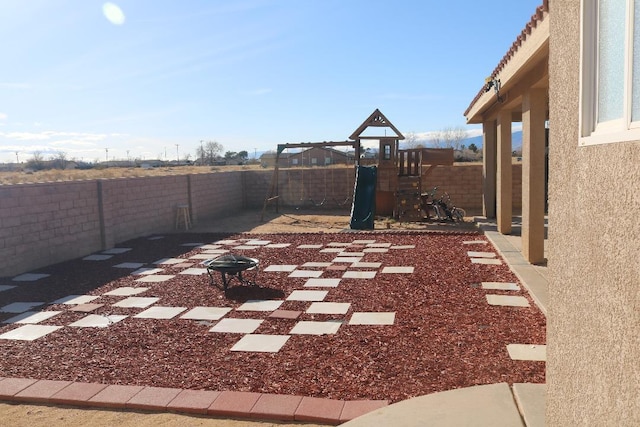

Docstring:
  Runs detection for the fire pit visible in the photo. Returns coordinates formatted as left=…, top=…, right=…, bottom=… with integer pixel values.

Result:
left=202, top=254, right=259, bottom=293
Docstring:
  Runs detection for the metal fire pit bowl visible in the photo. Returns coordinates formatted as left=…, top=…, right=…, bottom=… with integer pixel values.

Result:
left=202, top=254, right=260, bottom=293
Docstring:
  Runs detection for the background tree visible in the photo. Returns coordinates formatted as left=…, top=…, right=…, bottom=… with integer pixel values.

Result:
left=196, top=141, right=224, bottom=165
left=26, top=151, right=45, bottom=170
left=468, top=143, right=478, bottom=153
left=224, top=151, right=238, bottom=159
left=238, top=150, right=248, bottom=161
left=50, top=151, right=68, bottom=169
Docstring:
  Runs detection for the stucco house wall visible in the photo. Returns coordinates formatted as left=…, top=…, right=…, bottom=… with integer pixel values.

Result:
left=548, top=1, right=640, bottom=425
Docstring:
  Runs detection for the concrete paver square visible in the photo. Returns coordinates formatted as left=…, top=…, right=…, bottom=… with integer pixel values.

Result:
left=134, top=306, right=187, bottom=319
left=69, top=314, right=127, bottom=328
left=245, top=240, right=271, bottom=246
left=214, top=239, right=237, bottom=245
left=304, top=278, right=341, bottom=288
left=0, top=325, right=62, bottom=340
left=486, top=295, right=530, bottom=307
left=12, top=273, right=50, bottom=282
left=507, top=344, right=547, bottom=361
left=83, top=254, right=113, bottom=261
left=1, top=302, right=44, bottom=313
left=472, top=258, right=503, bottom=265
left=201, top=249, right=228, bottom=255
left=381, top=266, right=414, bottom=274
left=265, top=243, right=291, bottom=248
left=342, top=271, right=377, bottom=279
left=210, top=318, right=263, bottom=333
left=3, top=311, right=62, bottom=324
left=326, top=265, right=348, bottom=271
left=190, top=253, right=222, bottom=260
left=286, top=290, right=328, bottom=301
left=179, top=268, right=208, bottom=275
left=463, top=240, right=488, bottom=245
left=320, top=248, right=345, bottom=253
left=351, top=262, right=382, bottom=268
left=69, top=303, right=104, bottom=313
left=332, top=256, right=362, bottom=263
left=349, top=312, right=396, bottom=325
left=236, top=300, right=284, bottom=312
left=230, top=334, right=290, bottom=352
left=113, top=262, right=145, bottom=269
left=298, top=244, right=323, bottom=249
left=391, top=245, right=415, bottom=249
left=154, top=258, right=184, bottom=265
left=302, top=262, right=332, bottom=268
left=328, top=242, right=351, bottom=247
left=482, top=282, right=520, bottom=291
left=113, top=297, right=160, bottom=308
left=134, top=275, right=175, bottom=283
left=353, top=240, right=376, bottom=244
left=104, top=287, right=148, bottom=296
left=363, top=248, right=389, bottom=253
left=269, top=310, right=302, bottom=319
left=102, top=248, right=132, bottom=254
left=290, top=320, right=342, bottom=335
left=366, top=242, right=391, bottom=247
left=0, top=285, right=16, bottom=292
left=199, top=244, right=222, bottom=250
left=52, top=295, right=99, bottom=305
left=180, top=307, right=231, bottom=321
left=289, top=270, right=323, bottom=278
left=467, top=251, right=496, bottom=258
left=232, top=245, right=259, bottom=250
left=264, top=265, right=297, bottom=272
left=132, top=267, right=164, bottom=275
left=306, top=302, right=351, bottom=314
left=339, top=251, right=365, bottom=257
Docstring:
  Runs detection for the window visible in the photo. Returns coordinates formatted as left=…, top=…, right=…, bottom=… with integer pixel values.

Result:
left=291, top=158, right=298, bottom=165
left=580, top=0, right=640, bottom=145
left=311, top=157, right=317, bottom=165
left=325, top=157, right=331, bottom=165
left=383, top=144, right=391, bottom=160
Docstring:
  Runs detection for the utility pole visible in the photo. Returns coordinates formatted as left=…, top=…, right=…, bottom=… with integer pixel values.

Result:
left=200, top=140, right=204, bottom=165
left=105, top=148, right=109, bottom=166
left=254, top=147, right=257, bottom=162
left=15, top=151, right=19, bottom=164
left=175, top=144, right=179, bottom=163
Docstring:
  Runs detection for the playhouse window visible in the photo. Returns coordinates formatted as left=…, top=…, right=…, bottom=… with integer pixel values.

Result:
left=383, top=144, right=391, bottom=160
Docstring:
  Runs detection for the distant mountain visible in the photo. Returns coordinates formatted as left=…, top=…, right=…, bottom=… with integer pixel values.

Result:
left=460, top=130, right=522, bottom=150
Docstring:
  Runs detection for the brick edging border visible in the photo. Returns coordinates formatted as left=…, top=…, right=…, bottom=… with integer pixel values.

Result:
left=0, top=377, right=388, bottom=425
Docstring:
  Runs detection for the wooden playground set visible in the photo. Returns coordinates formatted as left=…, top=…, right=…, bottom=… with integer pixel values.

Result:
left=261, top=109, right=455, bottom=228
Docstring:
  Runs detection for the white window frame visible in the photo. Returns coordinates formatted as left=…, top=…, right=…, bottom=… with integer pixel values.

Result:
left=580, top=0, right=640, bottom=145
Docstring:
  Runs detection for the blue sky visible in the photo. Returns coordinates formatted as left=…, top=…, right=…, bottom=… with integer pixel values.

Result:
left=0, top=0, right=540, bottom=163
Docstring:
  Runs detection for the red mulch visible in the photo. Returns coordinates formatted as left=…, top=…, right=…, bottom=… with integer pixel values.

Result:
left=0, top=231, right=545, bottom=403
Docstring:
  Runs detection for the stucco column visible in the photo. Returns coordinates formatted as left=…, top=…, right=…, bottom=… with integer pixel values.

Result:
left=482, top=120, right=497, bottom=218
left=522, top=88, right=546, bottom=264
left=497, top=110, right=513, bottom=234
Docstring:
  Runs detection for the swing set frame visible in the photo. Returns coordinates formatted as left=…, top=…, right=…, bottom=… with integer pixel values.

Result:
left=261, top=140, right=361, bottom=221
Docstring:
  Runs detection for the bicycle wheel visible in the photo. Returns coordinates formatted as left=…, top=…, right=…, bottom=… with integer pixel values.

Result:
left=452, top=207, right=465, bottom=222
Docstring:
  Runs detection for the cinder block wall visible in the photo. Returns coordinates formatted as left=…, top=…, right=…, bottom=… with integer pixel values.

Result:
left=0, top=181, right=102, bottom=276
left=423, top=163, right=522, bottom=212
left=0, top=164, right=521, bottom=277
left=100, top=176, right=190, bottom=247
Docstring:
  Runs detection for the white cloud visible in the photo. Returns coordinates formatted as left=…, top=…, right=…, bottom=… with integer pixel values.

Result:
left=0, top=112, right=7, bottom=120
